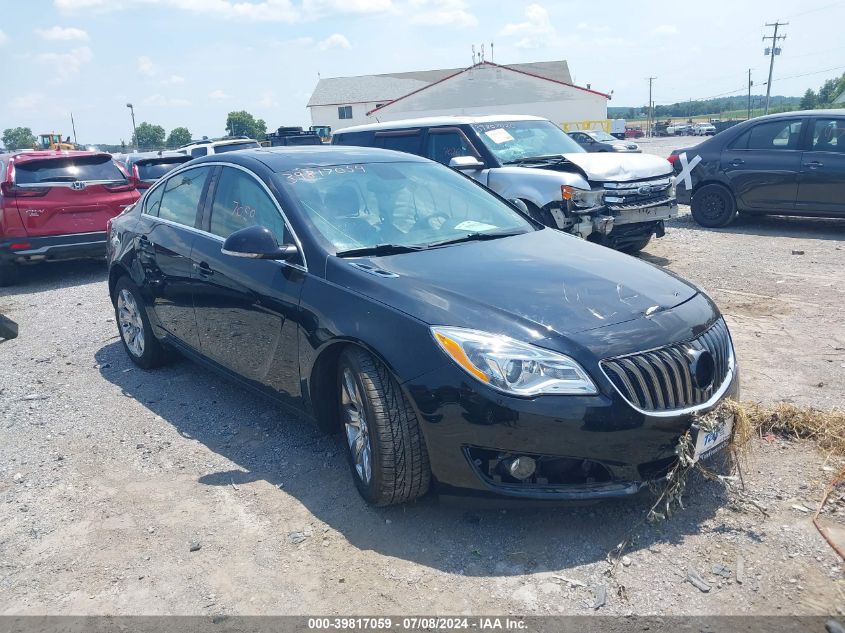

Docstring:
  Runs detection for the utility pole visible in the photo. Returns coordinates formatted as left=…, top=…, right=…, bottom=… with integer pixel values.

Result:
left=646, top=76, right=656, bottom=137
left=763, top=21, right=787, bottom=115
left=747, top=69, right=753, bottom=119
left=126, top=103, right=138, bottom=149
left=70, top=112, right=78, bottom=145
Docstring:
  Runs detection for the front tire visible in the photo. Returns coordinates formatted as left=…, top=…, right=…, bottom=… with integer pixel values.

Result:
left=113, top=276, right=169, bottom=369
left=338, top=347, right=430, bottom=506
left=619, top=234, right=652, bottom=254
left=691, top=184, right=737, bottom=228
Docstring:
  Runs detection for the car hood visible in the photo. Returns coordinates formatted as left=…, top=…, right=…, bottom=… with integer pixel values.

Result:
left=558, top=151, right=672, bottom=181
left=326, top=229, right=698, bottom=344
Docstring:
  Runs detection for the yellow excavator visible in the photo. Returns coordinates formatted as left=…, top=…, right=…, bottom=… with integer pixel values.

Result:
left=34, top=133, right=76, bottom=151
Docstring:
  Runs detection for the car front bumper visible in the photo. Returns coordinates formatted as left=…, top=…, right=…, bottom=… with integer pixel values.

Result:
left=0, top=231, right=107, bottom=266
left=404, top=353, right=739, bottom=503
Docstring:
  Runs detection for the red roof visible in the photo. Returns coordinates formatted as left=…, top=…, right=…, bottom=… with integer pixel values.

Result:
left=366, top=61, right=610, bottom=117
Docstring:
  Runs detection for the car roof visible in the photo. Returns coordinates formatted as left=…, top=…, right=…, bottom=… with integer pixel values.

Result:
left=125, top=151, right=190, bottom=162
left=10, top=150, right=112, bottom=163
left=189, top=145, right=428, bottom=173
left=179, top=137, right=260, bottom=150
left=336, top=114, right=547, bottom=134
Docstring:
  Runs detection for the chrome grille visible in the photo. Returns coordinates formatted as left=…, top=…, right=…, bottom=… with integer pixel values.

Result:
left=600, top=319, right=733, bottom=413
left=603, top=177, right=674, bottom=211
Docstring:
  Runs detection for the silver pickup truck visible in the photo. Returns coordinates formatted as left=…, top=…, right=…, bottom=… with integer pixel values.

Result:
left=332, top=115, right=677, bottom=252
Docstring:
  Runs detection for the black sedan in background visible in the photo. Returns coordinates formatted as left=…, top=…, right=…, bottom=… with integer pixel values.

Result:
left=107, top=147, right=737, bottom=506
left=670, top=109, right=845, bottom=227
left=568, top=130, right=641, bottom=153
left=122, top=150, right=192, bottom=190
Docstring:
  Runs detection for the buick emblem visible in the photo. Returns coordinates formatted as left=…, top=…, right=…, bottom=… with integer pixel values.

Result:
left=687, top=349, right=716, bottom=390
left=71, top=181, right=86, bottom=191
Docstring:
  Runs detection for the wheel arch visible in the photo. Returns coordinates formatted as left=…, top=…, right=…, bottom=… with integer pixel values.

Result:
left=108, top=263, right=131, bottom=304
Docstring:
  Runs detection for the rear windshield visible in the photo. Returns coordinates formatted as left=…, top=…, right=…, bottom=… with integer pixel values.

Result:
left=214, top=141, right=260, bottom=154
left=15, top=155, right=125, bottom=184
left=137, top=157, right=190, bottom=180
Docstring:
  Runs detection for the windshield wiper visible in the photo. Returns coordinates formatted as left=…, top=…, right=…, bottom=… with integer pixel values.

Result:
left=503, top=154, right=568, bottom=165
left=425, top=230, right=525, bottom=248
left=336, top=243, right=427, bottom=257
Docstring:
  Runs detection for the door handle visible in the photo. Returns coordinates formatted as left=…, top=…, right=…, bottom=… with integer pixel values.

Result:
left=195, top=262, right=214, bottom=277
left=804, top=160, right=823, bottom=169
left=730, top=159, right=745, bottom=167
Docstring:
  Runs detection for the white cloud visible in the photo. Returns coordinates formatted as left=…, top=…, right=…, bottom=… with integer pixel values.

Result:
left=10, top=93, right=44, bottom=110
left=208, top=89, right=231, bottom=101
left=257, top=93, right=279, bottom=108
left=499, top=3, right=556, bottom=49
left=576, top=22, right=610, bottom=34
left=410, top=0, right=476, bottom=28
left=35, top=26, right=89, bottom=41
left=143, top=94, right=191, bottom=107
left=137, top=55, right=156, bottom=77
left=55, top=0, right=393, bottom=22
left=162, top=74, right=185, bottom=85
left=0, top=29, right=9, bottom=46
left=653, top=24, right=678, bottom=35
left=36, top=46, right=93, bottom=83
left=318, top=33, right=351, bottom=50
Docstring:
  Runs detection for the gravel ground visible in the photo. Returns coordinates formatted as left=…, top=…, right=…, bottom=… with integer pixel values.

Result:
left=1, top=141, right=844, bottom=616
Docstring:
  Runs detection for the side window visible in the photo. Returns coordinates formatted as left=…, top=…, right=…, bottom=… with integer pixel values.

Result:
left=158, top=167, right=211, bottom=227
left=811, top=119, right=845, bottom=152
left=338, top=106, right=353, bottom=120
left=190, top=147, right=208, bottom=158
left=425, top=130, right=477, bottom=165
left=209, top=167, right=289, bottom=243
left=744, top=120, right=803, bottom=151
left=376, top=131, right=421, bottom=155
left=144, top=183, right=165, bottom=217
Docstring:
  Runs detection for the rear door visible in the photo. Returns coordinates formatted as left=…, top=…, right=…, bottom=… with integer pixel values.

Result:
left=134, top=165, right=215, bottom=349
left=796, top=117, right=845, bottom=215
left=191, top=165, right=304, bottom=402
left=12, top=154, right=138, bottom=237
left=720, top=118, right=804, bottom=212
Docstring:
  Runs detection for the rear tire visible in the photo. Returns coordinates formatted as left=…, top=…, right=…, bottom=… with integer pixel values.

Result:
left=0, top=264, right=19, bottom=287
left=691, top=184, right=736, bottom=228
left=113, top=276, right=169, bottom=369
left=338, top=347, right=430, bottom=506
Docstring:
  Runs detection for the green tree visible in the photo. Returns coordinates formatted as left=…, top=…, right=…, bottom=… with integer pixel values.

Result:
left=800, top=89, right=818, bottom=110
left=225, top=111, right=267, bottom=140
left=166, top=127, right=192, bottom=148
left=133, top=122, right=166, bottom=149
left=818, top=78, right=838, bottom=106
left=2, top=127, right=37, bottom=150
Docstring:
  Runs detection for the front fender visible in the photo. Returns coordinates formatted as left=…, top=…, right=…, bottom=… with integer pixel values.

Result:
left=486, top=167, right=590, bottom=208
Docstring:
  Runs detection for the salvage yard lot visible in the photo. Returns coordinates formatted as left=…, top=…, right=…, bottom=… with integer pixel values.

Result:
left=1, top=141, right=844, bottom=615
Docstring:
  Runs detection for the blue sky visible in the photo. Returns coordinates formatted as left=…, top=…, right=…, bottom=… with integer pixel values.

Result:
left=1, top=0, right=844, bottom=144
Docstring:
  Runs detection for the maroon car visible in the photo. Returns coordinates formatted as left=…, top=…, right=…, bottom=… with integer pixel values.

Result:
left=0, top=150, right=139, bottom=285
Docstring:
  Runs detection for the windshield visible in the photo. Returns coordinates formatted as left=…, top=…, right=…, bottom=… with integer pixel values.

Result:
left=214, top=141, right=261, bottom=153
left=14, top=156, right=126, bottom=184
left=136, top=157, right=190, bottom=180
left=588, top=131, right=617, bottom=142
left=279, top=161, right=535, bottom=253
left=472, top=120, right=584, bottom=164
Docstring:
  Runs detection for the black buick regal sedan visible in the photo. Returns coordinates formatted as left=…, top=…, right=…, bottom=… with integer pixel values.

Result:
left=106, top=146, right=738, bottom=506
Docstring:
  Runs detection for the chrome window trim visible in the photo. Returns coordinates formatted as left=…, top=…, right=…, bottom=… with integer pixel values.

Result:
left=140, top=161, right=308, bottom=272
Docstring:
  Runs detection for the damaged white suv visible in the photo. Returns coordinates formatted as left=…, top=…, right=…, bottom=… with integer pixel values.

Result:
left=333, top=115, right=677, bottom=252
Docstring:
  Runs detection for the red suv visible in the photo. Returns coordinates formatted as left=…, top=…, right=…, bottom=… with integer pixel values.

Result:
left=0, top=151, right=139, bottom=285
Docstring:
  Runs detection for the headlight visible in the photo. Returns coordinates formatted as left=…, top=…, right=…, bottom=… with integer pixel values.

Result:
left=431, top=327, right=597, bottom=396
left=561, top=185, right=604, bottom=209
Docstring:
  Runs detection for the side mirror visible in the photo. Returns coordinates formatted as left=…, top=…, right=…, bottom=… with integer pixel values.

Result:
left=509, top=199, right=530, bottom=214
left=221, top=225, right=298, bottom=260
left=448, top=156, right=485, bottom=170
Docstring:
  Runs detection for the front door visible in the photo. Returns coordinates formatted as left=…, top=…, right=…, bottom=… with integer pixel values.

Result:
left=796, top=117, right=845, bottom=215
left=191, top=166, right=304, bottom=403
left=135, top=165, right=213, bottom=349
left=720, top=118, right=804, bottom=211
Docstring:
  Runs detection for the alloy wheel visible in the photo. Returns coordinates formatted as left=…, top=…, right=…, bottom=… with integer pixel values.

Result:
left=117, top=289, right=145, bottom=358
left=341, top=367, right=372, bottom=484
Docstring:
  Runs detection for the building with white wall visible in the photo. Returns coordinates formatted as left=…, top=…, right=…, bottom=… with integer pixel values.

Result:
left=307, top=60, right=609, bottom=132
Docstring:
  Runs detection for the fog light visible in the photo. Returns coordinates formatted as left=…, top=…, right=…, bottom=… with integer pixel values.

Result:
left=507, top=456, right=536, bottom=480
